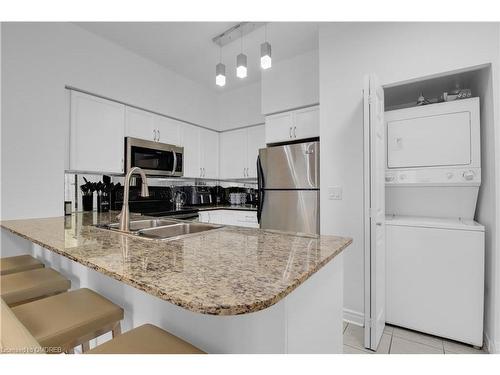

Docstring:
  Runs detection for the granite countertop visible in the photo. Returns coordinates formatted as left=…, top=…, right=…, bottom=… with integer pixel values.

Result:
left=0, top=212, right=351, bottom=315
left=189, top=204, right=257, bottom=212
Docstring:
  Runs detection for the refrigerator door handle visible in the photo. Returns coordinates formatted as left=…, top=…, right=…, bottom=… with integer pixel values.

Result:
left=257, top=155, right=265, bottom=223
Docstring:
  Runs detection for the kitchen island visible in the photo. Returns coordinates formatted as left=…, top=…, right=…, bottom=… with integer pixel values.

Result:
left=0, top=212, right=351, bottom=353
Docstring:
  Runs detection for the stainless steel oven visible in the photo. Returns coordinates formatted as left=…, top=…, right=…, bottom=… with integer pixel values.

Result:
left=125, top=137, right=183, bottom=177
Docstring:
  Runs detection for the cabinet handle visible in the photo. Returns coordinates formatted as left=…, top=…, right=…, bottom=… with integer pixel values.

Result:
left=157, top=129, right=160, bottom=141
left=293, top=126, right=297, bottom=138
left=200, top=168, right=203, bottom=177
left=289, top=126, right=292, bottom=139
left=121, top=158, right=124, bottom=172
left=203, top=167, right=206, bottom=177
left=153, top=129, right=157, bottom=141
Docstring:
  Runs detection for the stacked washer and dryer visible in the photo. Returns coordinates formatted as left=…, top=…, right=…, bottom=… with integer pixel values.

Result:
left=384, top=97, right=485, bottom=347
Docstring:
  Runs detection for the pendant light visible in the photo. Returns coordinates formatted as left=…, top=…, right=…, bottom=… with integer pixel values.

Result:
left=260, top=24, right=272, bottom=69
left=236, top=28, right=247, bottom=78
left=215, top=46, right=226, bottom=87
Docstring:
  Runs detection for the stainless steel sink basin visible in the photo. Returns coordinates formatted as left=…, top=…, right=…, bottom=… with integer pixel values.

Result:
left=101, top=219, right=179, bottom=232
left=138, top=222, right=221, bottom=240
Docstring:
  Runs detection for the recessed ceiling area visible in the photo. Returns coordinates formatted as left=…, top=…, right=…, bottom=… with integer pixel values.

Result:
left=75, top=22, right=319, bottom=92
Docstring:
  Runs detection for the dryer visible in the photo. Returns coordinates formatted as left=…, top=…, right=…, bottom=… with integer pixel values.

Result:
left=384, top=98, right=485, bottom=346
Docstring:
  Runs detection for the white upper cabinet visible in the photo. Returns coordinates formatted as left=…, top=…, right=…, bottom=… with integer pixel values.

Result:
left=179, top=124, right=201, bottom=178
left=220, top=125, right=265, bottom=179
left=179, top=124, right=219, bottom=178
left=154, top=116, right=180, bottom=145
left=246, top=125, right=266, bottom=178
left=125, top=106, right=155, bottom=141
left=220, top=129, right=247, bottom=179
left=265, top=105, right=319, bottom=144
left=200, top=129, right=219, bottom=179
left=125, top=107, right=180, bottom=145
left=293, top=106, right=320, bottom=140
left=70, top=91, right=125, bottom=173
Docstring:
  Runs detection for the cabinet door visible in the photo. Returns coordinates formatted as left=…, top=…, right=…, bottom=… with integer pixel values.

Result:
left=265, top=112, right=293, bottom=144
left=246, top=125, right=266, bottom=178
left=179, top=124, right=201, bottom=178
left=200, top=129, right=219, bottom=179
left=219, top=129, right=247, bottom=179
left=125, top=107, right=155, bottom=141
left=293, top=106, right=319, bottom=140
left=70, top=91, right=125, bottom=173
left=154, top=115, right=180, bottom=145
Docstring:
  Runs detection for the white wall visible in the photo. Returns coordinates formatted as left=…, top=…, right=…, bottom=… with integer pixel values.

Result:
left=217, top=81, right=264, bottom=131
left=261, top=49, right=319, bottom=115
left=319, top=23, right=500, bottom=350
left=1, top=22, right=219, bottom=221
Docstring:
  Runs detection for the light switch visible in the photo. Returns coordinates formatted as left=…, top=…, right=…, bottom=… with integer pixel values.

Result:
left=328, top=186, right=342, bottom=200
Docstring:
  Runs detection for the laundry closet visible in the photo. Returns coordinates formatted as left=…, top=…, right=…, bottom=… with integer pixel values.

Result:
left=380, top=65, right=495, bottom=348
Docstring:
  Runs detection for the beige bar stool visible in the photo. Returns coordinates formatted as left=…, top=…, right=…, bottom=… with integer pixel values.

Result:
left=87, top=324, right=205, bottom=354
left=9, top=288, right=123, bottom=354
left=0, top=255, right=44, bottom=276
left=1, top=268, right=71, bottom=307
left=2, top=297, right=205, bottom=354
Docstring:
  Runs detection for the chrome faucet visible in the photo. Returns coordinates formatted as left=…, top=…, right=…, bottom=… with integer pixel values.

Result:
left=118, top=167, right=149, bottom=232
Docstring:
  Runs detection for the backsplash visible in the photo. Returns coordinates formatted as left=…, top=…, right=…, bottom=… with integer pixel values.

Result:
left=65, top=172, right=257, bottom=213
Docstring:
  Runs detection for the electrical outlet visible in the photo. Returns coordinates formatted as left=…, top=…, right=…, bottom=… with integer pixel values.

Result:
left=328, top=186, right=342, bottom=200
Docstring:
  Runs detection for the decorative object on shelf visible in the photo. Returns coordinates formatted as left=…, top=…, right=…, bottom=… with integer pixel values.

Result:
left=416, top=92, right=441, bottom=106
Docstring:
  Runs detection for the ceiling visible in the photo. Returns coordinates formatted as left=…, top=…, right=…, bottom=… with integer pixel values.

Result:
left=75, top=22, right=319, bottom=92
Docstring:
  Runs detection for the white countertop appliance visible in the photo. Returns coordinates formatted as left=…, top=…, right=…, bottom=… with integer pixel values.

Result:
left=384, top=98, right=485, bottom=346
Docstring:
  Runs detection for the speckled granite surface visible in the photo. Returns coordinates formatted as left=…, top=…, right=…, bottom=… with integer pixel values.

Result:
left=0, top=212, right=351, bottom=315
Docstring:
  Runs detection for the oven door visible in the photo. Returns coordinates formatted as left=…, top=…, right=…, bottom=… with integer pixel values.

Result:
left=126, top=137, right=183, bottom=176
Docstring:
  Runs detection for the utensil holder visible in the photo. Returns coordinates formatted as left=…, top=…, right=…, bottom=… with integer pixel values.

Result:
left=82, top=193, right=94, bottom=211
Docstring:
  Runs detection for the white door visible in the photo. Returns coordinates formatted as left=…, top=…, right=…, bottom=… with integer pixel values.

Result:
left=246, top=125, right=266, bottom=178
left=293, top=106, right=319, bottom=140
left=154, top=115, right=180, bottom=145
left=219, top=129, right=247, bottom=179
left=179, top=124, right=201, bottom=178
left=265, top=112, right=293, bottom=143
left=201, top=129, right=219, bottom=178
left=70, top=91, right=125, bottom=173
left=363, top=74, right=386, bottom=351
left=125, top=106, right=155, bottom=141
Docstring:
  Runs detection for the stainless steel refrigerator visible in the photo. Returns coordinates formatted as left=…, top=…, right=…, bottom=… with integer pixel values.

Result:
left=257, top=141, right=319, bottom=234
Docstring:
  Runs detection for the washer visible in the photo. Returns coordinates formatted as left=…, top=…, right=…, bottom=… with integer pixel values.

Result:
left=385, top=215, right=484, bottom=346
left=384, top=98, right=485, bottom=346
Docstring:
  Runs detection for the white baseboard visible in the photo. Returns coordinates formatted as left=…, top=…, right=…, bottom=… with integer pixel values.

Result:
left=484, top=332, right=499, bottom=354
left=343, top=308, right=364, bottom=326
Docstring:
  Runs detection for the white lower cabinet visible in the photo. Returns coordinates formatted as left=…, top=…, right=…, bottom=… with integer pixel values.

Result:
left=70, top=91, right=125, bottom=173
left=265, top=105, right=319, bottom=144
left=198, top=210, right=258, bottom=228
left=219, top=125, right=265, bottom=179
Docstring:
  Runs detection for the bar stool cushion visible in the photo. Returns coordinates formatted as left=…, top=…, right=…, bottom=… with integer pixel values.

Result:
left=87, top=324, right=205, bottom=354
left=0, top=255, right=44, bottom=276
left=1, top=298, right=44, bottom=354
left=1, top=268, right=71, bottom=306
left=12, top=288, right=123, bottom=351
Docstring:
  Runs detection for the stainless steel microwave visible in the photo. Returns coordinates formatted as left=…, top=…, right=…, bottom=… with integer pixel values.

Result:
left=125, top=137, right=183, bottom=177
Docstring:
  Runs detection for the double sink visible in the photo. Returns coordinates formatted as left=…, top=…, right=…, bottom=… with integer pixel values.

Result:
left=97, top=219, right=222, bottom=241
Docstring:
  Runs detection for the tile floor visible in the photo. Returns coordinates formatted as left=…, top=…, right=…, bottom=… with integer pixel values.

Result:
left=343, top=322, right=487, bottom=354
